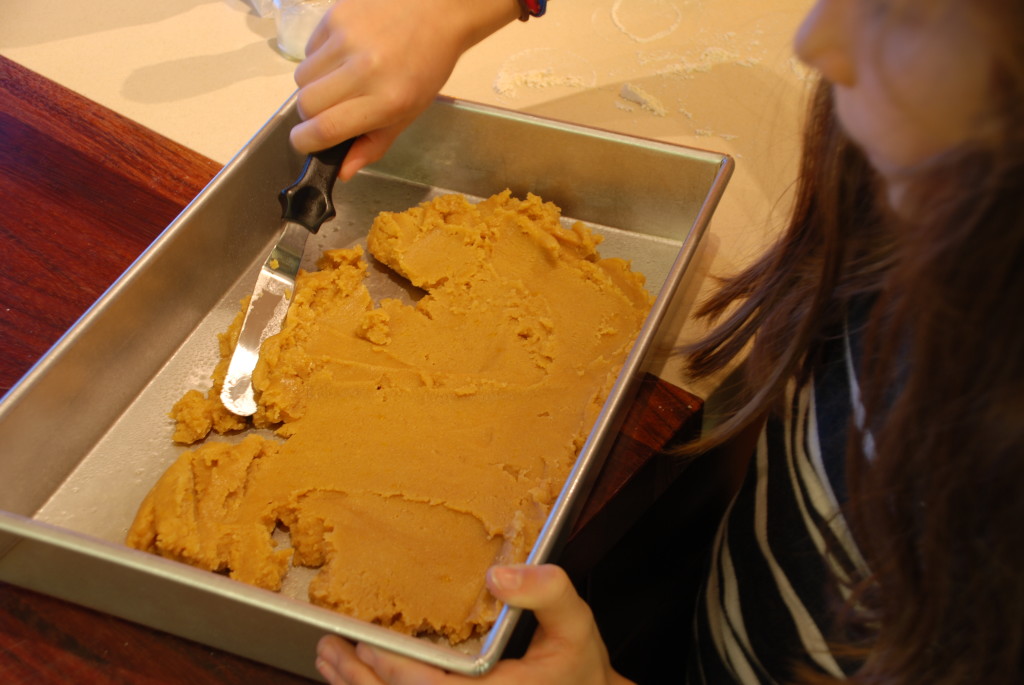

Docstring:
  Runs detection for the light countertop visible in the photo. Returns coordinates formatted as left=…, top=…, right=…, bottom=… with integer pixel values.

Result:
left=1, top=0, right=813, bottom=397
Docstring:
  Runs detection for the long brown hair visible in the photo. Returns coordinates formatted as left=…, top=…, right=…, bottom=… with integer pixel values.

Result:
left=683, top=2, right=1024, bottom=681
left=684, top=80, right=889, bottom=445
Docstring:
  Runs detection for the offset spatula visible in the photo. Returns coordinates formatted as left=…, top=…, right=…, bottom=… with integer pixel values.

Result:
left=220, top=138, right=355, bottom=416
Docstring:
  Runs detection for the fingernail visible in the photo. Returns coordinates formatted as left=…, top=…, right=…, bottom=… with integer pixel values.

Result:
left=317, top=636, right=341, bottom=670
left=315, top=656, right=338, bottom=682
left=488, top=565, right=523, bottom=591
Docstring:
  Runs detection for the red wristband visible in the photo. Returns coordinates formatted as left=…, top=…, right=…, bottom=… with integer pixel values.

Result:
left=517, top=0, right=547, bottom=21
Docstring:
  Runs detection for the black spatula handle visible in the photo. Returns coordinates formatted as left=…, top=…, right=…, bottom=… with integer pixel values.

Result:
left=278, top=137, right=356, bottom=234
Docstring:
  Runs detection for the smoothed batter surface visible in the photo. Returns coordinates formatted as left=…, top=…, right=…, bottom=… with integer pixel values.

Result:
left=127, top=191, right=652, bottom=641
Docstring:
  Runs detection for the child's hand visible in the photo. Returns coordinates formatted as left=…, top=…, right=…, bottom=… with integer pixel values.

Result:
left=289, top=0, right=519, bottom=181
left=315, top=563, right=632, bottom=685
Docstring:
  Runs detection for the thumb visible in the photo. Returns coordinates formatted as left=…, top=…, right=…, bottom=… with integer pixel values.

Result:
left=487, top=564, right=594, bottom=645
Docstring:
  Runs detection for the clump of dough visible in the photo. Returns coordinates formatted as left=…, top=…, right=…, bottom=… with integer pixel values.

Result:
left=128, top=191, right=651, bottom=641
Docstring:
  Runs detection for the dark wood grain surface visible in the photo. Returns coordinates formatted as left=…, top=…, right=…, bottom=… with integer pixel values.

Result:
left=0, top=55, right=702, bottom=683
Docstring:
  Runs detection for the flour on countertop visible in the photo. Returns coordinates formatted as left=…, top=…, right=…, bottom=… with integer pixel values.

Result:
left=487, top=2, right=788, bottom=146
left=493, top=48, right=595, bottom=98
left=494, top=69, right=587, bottom=97
left=619, top=82, right=668, bottom=116
left=611, top=0, right=685, bottom=43
left=657, top=46, right=757, bottom=78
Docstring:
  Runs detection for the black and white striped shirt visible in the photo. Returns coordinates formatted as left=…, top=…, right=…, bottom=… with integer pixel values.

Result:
left=689, top=304, right=874, bottom=683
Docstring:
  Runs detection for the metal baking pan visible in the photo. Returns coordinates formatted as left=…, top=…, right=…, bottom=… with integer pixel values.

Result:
left=0, top=94, right=731, bottom=678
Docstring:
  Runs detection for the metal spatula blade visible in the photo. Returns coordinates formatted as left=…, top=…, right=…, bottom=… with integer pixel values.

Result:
left=220, top=138, right=355, bottom=416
